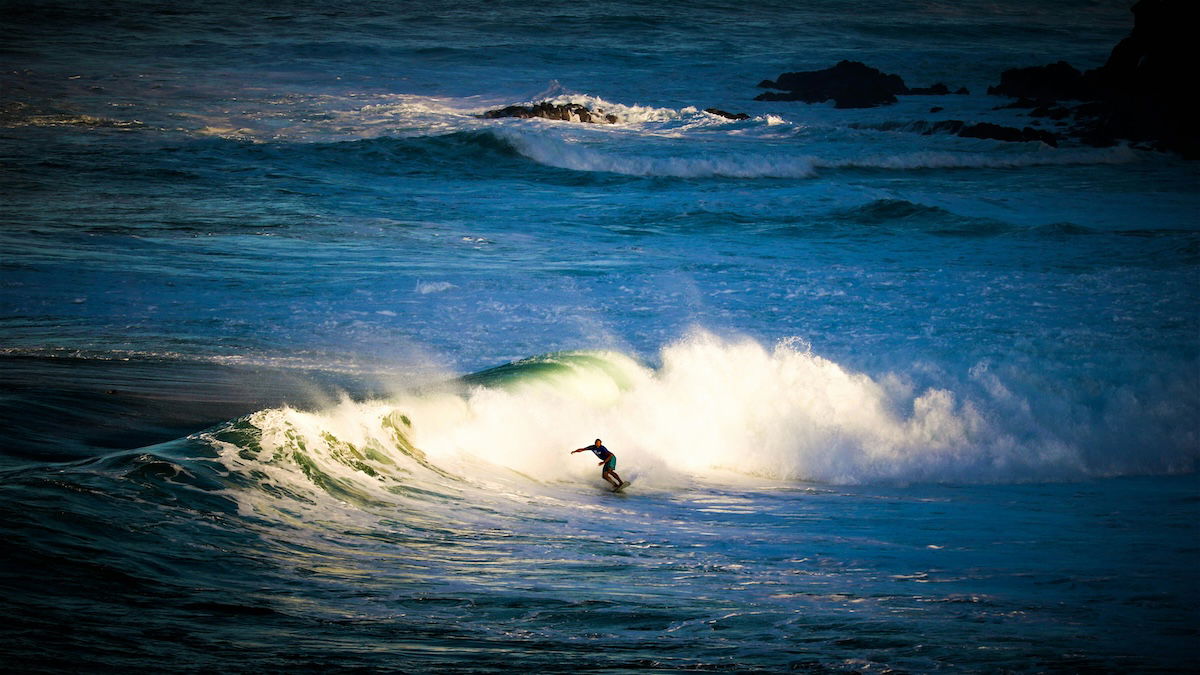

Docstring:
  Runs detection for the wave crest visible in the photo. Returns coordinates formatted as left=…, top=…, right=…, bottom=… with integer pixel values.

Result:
left=200, top=332, right=1198, bottom=506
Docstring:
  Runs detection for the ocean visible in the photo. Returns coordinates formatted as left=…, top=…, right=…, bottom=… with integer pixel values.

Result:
left=1, top=0, right=1197, bottom=671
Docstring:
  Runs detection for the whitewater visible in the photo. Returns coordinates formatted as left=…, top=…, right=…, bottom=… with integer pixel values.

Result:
left=1, top=0, right=1197, bottom=672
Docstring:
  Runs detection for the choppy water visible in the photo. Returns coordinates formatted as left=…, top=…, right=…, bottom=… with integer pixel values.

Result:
left=2, top=0, right=1197, bottom=671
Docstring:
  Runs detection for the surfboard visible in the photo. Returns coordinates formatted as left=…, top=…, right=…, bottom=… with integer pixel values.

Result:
left=611, top=481, right=630, bottom=493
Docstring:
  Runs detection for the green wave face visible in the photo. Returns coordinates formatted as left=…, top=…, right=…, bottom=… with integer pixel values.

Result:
left=461, top=350, right=644, bottom=391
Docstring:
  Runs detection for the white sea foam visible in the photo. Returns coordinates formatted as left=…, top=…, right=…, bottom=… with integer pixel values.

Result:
left=415, top=281, right=456, bottom=294
left=540, top=93, right=684, bottom=125
left=207, top=331, right=1197, bottom=499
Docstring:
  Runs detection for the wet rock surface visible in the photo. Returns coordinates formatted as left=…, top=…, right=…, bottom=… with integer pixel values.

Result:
left=482, top=102, right=618, bottom=124
left=704, top=108, right=750, bottom=120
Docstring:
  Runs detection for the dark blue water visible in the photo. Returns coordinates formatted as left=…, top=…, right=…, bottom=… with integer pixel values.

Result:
left=2, top=1, right=1197, bottom=671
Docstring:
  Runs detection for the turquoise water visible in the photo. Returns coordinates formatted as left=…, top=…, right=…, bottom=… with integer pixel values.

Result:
left=1, top=0, right=1197, bottom=671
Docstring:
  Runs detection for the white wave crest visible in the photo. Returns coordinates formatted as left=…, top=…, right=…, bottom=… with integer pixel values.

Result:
left=540, top=93, right=684, bottom=125
left=415, top=281, right=456, bottom=294
left=206, top=331, right=1196, bottom=500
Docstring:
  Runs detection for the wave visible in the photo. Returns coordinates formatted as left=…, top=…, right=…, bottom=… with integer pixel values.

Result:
left=496, top=128, right=819, bottom=178
left=833, top=199, right=1014, bottom=236
left=182, top=89, right=1141, bottom=180
left=488, top=128, right=1140, bottom=179
left=302, top=131, right=526, bottom=173
left=190, top=332, right=1197, bottom=515
left=503, top=86, right=761, bottom=128
left=538, top=93, right=687, bottom=126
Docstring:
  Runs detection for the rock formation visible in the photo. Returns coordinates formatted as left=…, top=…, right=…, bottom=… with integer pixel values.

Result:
left=704, top=108, right=750, bottom=120
left=755, top=60, right=968, bottom=108
left=755, top=60, right=907, bottom=108
left=986, top=0, right=1198, bottom=157
left=482, top=102, right=618, bottom=124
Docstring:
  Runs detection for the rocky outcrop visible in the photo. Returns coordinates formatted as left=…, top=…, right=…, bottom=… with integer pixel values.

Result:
left=987, top=61, right=1098, bottom=101
left=704, top=108, right=750, bottom=120
left=755, top=61, right=968, bottom=108
left=986, top=0, right=1199, bottom=157
left=482, top=102, right=618, bottom=124
left=755, top=61, right=907, bottom=108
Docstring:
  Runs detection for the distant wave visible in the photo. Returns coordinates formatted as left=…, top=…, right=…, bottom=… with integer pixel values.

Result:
left=207, top=100, right=1141, bottom=180
left=489, top=128, right=1140, bottom=179
left=278, top=131, right=531, bottom=177
left=496, top=128, right=819, bottom=178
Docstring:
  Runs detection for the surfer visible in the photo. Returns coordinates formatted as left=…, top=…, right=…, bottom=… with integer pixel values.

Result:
left=571, top=438, right=626, bottom=491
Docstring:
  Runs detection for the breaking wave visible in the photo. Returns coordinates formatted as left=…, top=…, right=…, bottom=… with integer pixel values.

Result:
left=489, top=129, right=1140, bottom=179
left=196, top=331, right=1197, bottom=512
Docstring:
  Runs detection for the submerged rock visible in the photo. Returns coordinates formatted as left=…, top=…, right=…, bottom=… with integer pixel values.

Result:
left=482, top=101, right=618, bottom=124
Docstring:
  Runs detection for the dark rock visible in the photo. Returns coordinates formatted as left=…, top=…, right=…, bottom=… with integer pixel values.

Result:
left=987, top=60, right=1097, bottom=101
left=755, top=61, right=967, bottom=108
left=929, top=106, right=944, bottom=113
left=925, top=120, right=965, bottom=135
left=1030, top=105, right=1071, bottom=120
left=954, top=87, right=970, bottom=95
left=482, top=101, right=617, bottom=124
left=1071, top=101, right=1108, bottom=120
left=755, top=60, right=907, bottom=108
left=903, top=119, right=1057, bottom=145
left=985, top=0, right=1200, bottom=157
left=908, top=83, right=950, bottom=95
left=480, top=105, right=527, bottom=119
left=704, top=108, right=750, bottom=120
left=995, top=97, right=1042, bottom=110
left=958, top=122, right=1058, bottom=146
left=1085, top=0, right=1200, bottom=157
